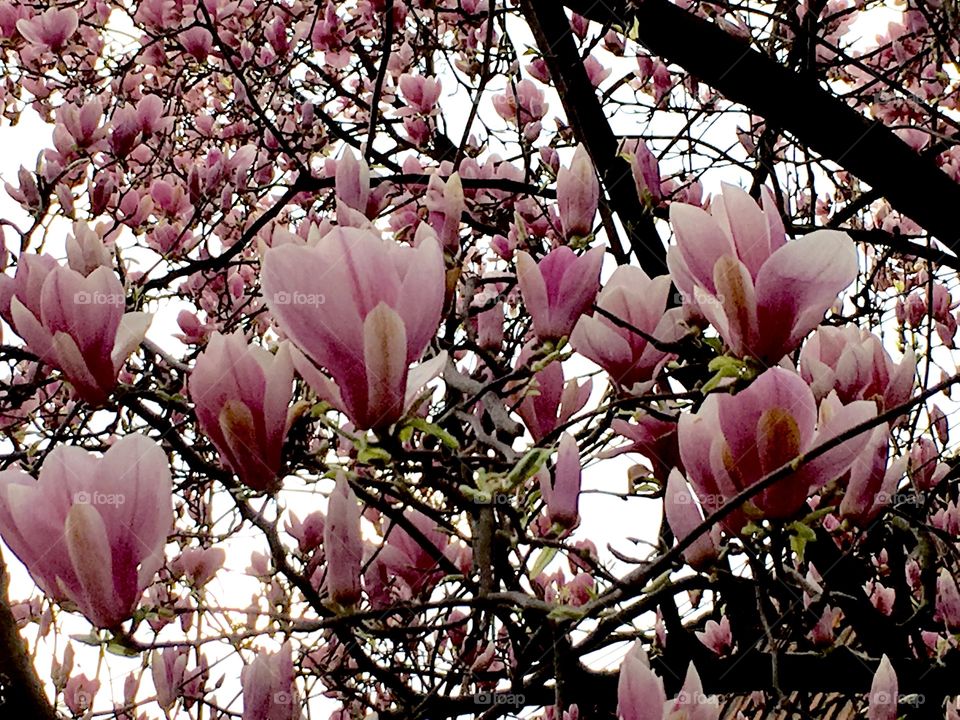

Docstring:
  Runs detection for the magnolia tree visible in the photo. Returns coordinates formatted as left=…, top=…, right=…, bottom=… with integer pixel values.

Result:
left=2, top=0, right=960, bottom=718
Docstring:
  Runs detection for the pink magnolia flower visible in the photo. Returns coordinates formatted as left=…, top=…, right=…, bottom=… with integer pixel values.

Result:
left=664, top=468, right=720, bottom=569
left=678, top=368, right=876, bottom=528
left=839, top=425, right=906, bottom=525
left=398, top=74, right=442, bottom=114
left=470, top=287, right=504, bottom=351
left=617, top=642, right=666, bottom=720
left=516, top=245, right=604, bottom=342
left=493, top=79, right=547, bottom=127
left=809, top=605, right=842, bottom=647
left=109, top=104, right=142, bottom=158
left=65, top=221, right=112, bottom=276
left=618, top=643, right=720, bottom=720
left=0, top=253, right=57, bottom=323
left=696, top=616, right=733, bottom=656
left=425, top=173, right=464, bottom=254
left=0, top=435, right=172, bottom=628
left=799, top=324, right=915, bottom=412
left=527, top=58, right=551, bottom=84
left=556, top=144, right=600, bottom=239
left=607, top=409, right=680, bottom=481
left=64, top=673, right=100, bottom=715
left=514, top=347, right=592, bottom=442
left=286, top=510, right=326, bottom=553
left=364, top=508, right=466, bottom=606
left=570, top=266, right=684, bottom=393
left=664, top=663, right=720, bottom=720
left=583, top=55, right=611, bottom=87
left=324, top=473, right=363, bottom=606
left=618, top=138, right=661, bottom=204
left=867, top=655, right=898, bottom=720
left=668, top=184, right=857, bottom=362
left=538, top=433, right=582, bottom=528
left=948, top=699, right=960, bottom=720
left=152, top=648, right=189, bottom=710
left=241, top=642, right=303, bottom=720
left=54, top=98, right=107, bottom=152
left=189, top=332, right=294, bottom=492
left=334, top=148, right=371, bottom=226
left=171, top=546, right=226, bottom=588
left=909, top=436, right=947, bottom=490
left=931, top=404, right=949, bottom=443
left=936, top=569, right=960, bottom=630
left=262, top=225, right=446, bottom=430
left=2, top=260, right=150, bottom=404
left=16, top=7, right=78, bottom=51
left=180, top=26, right=213, bottom=61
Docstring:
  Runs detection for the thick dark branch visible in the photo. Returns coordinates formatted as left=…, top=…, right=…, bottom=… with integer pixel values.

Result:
left=519, top=0, right=667, bottom=276
left=0, top=552, right=58, bottom=720
left=560, top=0, right=960, bottom=252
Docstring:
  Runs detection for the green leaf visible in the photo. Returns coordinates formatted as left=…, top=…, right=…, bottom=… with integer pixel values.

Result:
left=548, top=604, right=588, bottom=621
left=357, top=443, right=392, bottom=464
left=106, top=641, right=141, bottom=657
left=530, top=547, right=558, bottom=578
left=403, top=417, right=460, bottom=449
left=787, top=521, right=817, bottom=561
left=398, top=424, right=415, bottom=444
left=702, top=355, right=752, bottom=393
left=310, top=401, right=333, bottom=418
left=505, top=448, right=552, bottom=488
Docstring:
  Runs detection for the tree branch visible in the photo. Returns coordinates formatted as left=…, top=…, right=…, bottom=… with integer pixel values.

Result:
left=559, top=0, right=960, bottom=252
left=0, top=551, right=58, bottom=720
left=519, top=0, right=667, bottom=276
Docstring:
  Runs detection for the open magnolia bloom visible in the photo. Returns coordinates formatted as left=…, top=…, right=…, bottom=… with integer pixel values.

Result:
left=189, top=331, right=295, bottom=492
left=799, top=323, right=916, bottom=412
left=677, top=367, right=877, bottom=530
left=0, top=258, right=150, bottom=405
left=261, top=224, right=446, bottom=430
left=570, top=265, right=685, bottom=394
left=0, top=435, right=172, bottom=629
left=516, top=244, right=604, bottom=342
left=667, top=183, right=858, bottom=364
left=618, top=641, right=720, bottom=720
left=241, top=641, right=304, bottom=720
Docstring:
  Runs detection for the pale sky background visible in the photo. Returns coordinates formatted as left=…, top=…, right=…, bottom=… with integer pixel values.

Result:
left=0, top=3, right=938, bottom=718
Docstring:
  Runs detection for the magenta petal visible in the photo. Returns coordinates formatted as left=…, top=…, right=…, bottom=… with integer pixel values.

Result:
left=669, top=202, right=735, bottom=294
left=65, top=503, right=126, bottom=628
left=754, top=229, right=857, bottom=360
left=665, top=469, right=716, bottom=568
left=801, top=398, right=877, bottom=491
left=713, top=183, right=772, bottom=279
left=717, top=368, right=816, bottom=479
left=362, top=303, right=408, bottom=429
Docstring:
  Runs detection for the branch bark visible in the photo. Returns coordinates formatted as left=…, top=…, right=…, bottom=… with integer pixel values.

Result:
left=0, top=551, right=58, bottom=720
left=559, top=0, right=960, bottom=252
left=519, top=0, right=667, bottom=277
